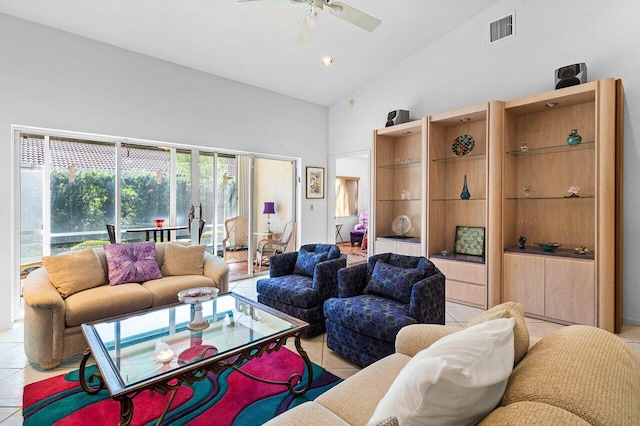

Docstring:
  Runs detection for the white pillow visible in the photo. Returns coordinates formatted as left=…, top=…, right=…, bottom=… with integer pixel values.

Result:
left=368, top=318, right=515, bottom=426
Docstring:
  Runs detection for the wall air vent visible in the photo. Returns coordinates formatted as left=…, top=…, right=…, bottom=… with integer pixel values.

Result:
left=490, top=13, right=514, bottom=43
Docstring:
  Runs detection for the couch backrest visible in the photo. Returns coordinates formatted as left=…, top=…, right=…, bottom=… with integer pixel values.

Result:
left=87, top=241, right=190, bottom=274
left=492, top=325, right=640, bottom=425
left=300, top=243, right=341, bottom=260
left=366, top=253, right=437, bottom=282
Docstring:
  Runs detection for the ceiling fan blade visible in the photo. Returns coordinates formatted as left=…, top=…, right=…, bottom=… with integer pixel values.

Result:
left=296, top=9, right=319, bottom=44
left=325, top=2, right=381, bottom=32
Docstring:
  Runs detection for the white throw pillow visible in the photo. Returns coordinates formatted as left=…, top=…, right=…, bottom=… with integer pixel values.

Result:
left=368, top=318, right=515, bottom=426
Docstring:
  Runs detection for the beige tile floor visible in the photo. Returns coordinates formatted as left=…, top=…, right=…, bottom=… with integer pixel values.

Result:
left=2, top=276, right=640, bottom=424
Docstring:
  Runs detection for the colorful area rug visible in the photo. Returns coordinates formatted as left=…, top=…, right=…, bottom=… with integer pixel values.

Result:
left=23, top=347, right=341, bottom=425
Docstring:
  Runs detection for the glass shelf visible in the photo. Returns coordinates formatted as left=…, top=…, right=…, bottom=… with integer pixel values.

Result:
left=506, top=141, right=594, bottom=156
left=378, top=160, right=421, bottom=169
left=431, top=153, right=486, bottom=163
left=505, top=195, right=594, bottom=200
left=432, top=197, right=486, bottom=202
left=378, top=198, right=422, bottom=202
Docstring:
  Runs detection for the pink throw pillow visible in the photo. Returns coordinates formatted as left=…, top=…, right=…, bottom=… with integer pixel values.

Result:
left=104, top=241, right=162, bottom=285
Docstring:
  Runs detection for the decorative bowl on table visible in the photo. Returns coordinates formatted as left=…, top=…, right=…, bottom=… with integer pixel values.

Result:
left=154, top=219, right=165, bottom=228
left=178, top=287, right=219, bottom=331
left=535, top=242, right=562, bottom=252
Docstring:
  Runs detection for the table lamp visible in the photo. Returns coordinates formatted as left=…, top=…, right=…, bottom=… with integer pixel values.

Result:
left=263, top=202, right=275, bottom=233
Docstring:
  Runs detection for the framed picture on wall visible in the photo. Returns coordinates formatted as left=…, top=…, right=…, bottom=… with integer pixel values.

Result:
left=306, top=166, right=325, bottom=199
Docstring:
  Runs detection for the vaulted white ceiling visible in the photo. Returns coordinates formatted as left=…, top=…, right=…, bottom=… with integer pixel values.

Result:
left=0, top=0, right=501, bottom=106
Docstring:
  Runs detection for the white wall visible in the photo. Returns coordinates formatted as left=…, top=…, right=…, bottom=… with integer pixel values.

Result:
left=0, top=13, right=329, bottom=329
left=328, top=0, right=640, bottom=325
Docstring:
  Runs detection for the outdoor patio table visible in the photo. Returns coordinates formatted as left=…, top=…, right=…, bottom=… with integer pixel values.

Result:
left=124, top=225, right=188, bottom=242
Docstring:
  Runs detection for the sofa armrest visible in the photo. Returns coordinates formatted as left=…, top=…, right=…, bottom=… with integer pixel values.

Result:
left=395, top=324, right=463, bottom=357
left=313, top=255, right=347, bottom=301
left=409, top=272, right=446, bottom=324
left=203, top=252, right=230, bottom=293
left=270, top=251, right=298, bottom=277
left=22, top=267, right=67, bottom=365
left=336, top=262, right=367, bottom=298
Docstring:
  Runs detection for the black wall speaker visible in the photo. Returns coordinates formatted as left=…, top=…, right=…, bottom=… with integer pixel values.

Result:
left=555, top=63, right=587, bottom=89
left=385, top=110, right=409, bottom=127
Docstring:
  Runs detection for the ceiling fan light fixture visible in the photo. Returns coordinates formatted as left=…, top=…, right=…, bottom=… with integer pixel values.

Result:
left=321, top=57, right=334, bottom=66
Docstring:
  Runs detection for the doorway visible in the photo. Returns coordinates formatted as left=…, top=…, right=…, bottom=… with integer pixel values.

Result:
left=328, top=150, right=370, bottom=256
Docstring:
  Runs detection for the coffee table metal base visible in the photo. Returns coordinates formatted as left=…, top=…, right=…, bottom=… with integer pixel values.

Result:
left=79, top=331, right=313, bottom=426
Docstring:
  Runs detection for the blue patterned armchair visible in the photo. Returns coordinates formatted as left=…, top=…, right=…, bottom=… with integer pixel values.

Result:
left=324, top=252, right=445, bottom=367
left=256, top=244, right=347, bottom=337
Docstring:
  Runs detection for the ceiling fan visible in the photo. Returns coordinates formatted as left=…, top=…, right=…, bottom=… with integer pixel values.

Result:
left=239, top=0, right=382, bottom=44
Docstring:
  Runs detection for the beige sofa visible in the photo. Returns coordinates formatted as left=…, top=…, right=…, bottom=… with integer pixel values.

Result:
left=23, top=242, right=230, bottom=369
left=266, top=302, right=640, bottom=426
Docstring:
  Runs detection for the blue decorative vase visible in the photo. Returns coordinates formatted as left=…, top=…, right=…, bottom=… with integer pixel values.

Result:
left=567, top=129, right=582, bottom=146
left=460, top=174, right=471, bottom=200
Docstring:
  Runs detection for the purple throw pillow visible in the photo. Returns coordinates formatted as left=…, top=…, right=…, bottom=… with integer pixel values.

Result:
left=104, top=241, right=162, bottom=285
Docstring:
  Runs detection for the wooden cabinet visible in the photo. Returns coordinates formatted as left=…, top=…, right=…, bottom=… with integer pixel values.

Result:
left=501, top=78, right=622, bottom=332
left=371, top=119, right=427, bottom=256
left=504, top=253, right=595, bottom=325
left=426, top=102, right=502, bottom=309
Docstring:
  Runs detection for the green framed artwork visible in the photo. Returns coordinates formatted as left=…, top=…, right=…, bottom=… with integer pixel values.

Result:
left=454, top=226, right=485, bottom=258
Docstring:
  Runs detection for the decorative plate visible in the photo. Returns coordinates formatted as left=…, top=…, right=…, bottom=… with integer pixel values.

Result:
left=391, top=215, right=411, bottom=236
left=451, top=134, right=475, bottom=157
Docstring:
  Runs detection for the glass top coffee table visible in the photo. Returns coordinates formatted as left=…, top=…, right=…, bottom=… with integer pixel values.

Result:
left=79, top=292, right=312, bottom=426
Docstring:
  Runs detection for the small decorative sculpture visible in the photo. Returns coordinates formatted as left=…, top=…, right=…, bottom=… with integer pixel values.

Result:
left=567, top=129, right=582, bottom=146
left=460, top=174, right=471, bottom=200
left=518, top=236, right=527, bottom=249
left=574, top=246, right=590, bottom=255
left=566, top=185, right=581, bottom=198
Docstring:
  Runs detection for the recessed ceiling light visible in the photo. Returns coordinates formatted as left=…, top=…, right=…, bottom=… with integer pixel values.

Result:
left=545, top=102, right=558, bottom=108
left=321, top=57, right=334, bottom=67
left=460, top=117, right=471, bottom=122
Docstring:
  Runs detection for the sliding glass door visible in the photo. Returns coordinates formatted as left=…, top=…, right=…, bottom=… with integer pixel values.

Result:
left=252, top=157, right=296, bottom=274
left=16, top=128, right=298, bottom=321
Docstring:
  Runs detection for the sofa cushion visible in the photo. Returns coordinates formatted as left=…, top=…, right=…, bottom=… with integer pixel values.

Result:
left=324, top=295, right=416, bottom=342
left=257, top=275, right=317, bottom=308
left=364, top=260, right=425, bottom=304
left=42, top=248, right=107, bottom=298
left=294, top=248, right=328, bottom=277
left=467, top=301, right=529, bottom=365
left=142, top=275, right=215, bottom=307
left=64, top=283, right=153, bottom=327
left=316, top=353, right=411, bottom=426
left=369, top=318, right=515, bottom=426
left=498, top=325, right=640, bottom=426
left=479, top=401, right=591, bottom=425
left=161, top=243, right=205, bottom=276
left=104, top=241, right=163, bottom=285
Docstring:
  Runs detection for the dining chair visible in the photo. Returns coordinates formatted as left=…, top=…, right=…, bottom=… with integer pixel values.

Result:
left=256, top=220, right=295, bottom=269
left=105, top=224, right=116, bottom=244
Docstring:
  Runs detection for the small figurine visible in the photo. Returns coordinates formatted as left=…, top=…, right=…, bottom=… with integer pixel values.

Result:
left=574, top=246, right=590, bottom=255
left=518, top=236, right=527, bottom=249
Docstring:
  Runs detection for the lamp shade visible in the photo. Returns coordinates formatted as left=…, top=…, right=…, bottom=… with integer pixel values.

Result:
left=263, top=202, right=276, bottom=215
